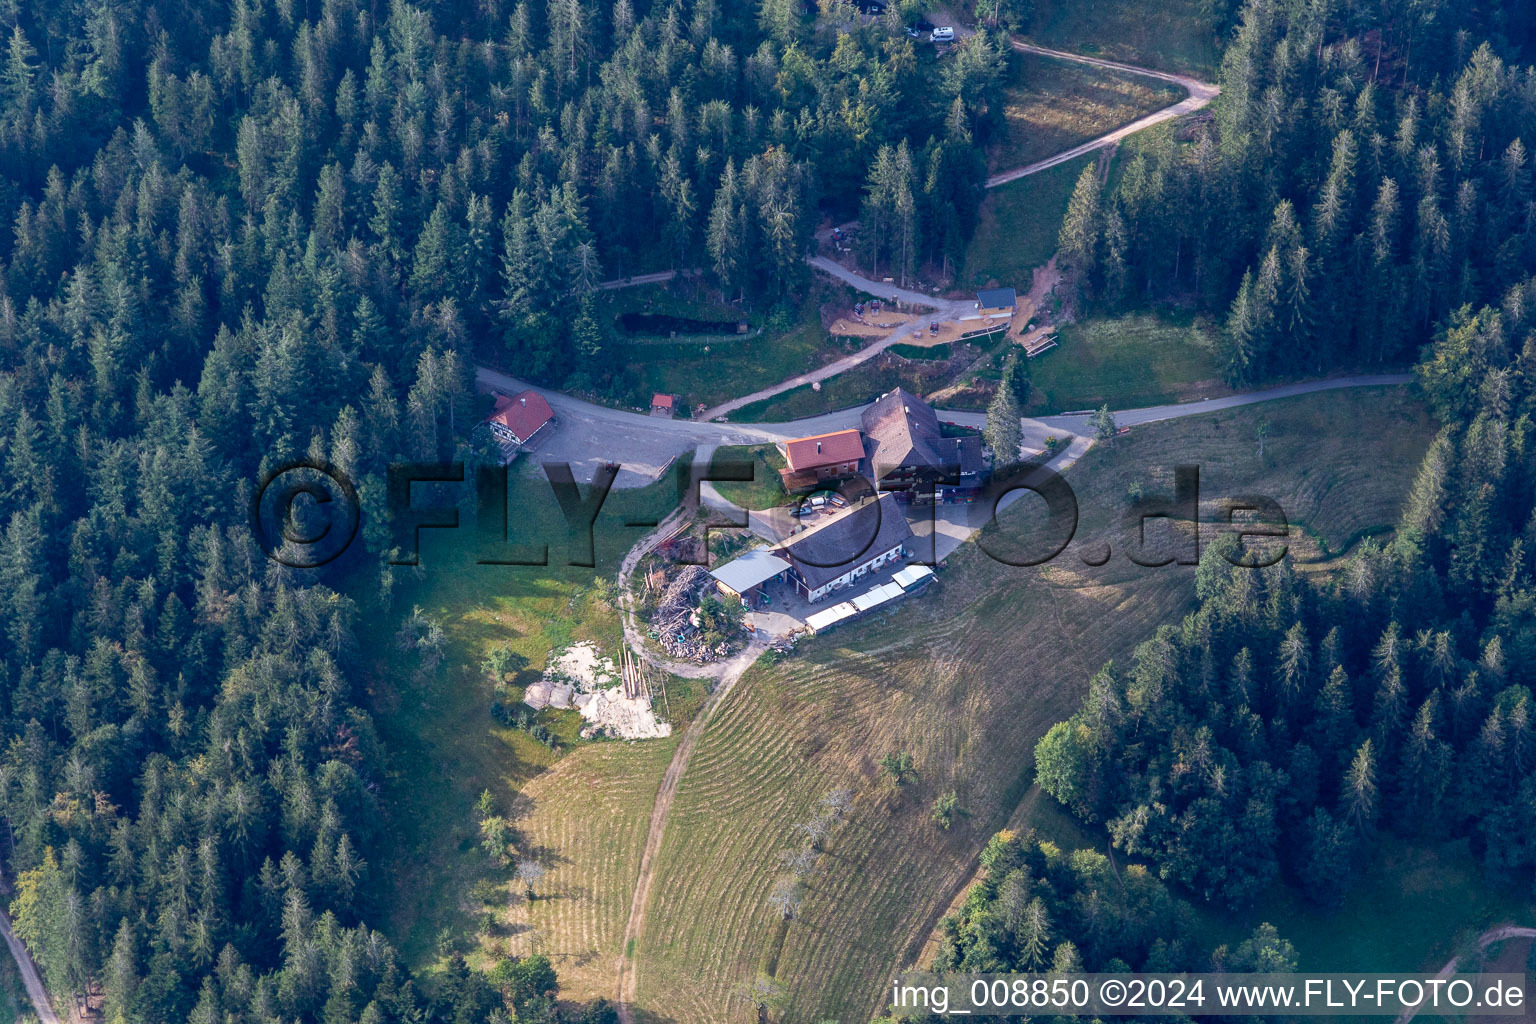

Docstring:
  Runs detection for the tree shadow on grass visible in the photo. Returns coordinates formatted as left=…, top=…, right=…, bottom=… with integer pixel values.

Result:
left=627, top=1007, right=681, bottom=1024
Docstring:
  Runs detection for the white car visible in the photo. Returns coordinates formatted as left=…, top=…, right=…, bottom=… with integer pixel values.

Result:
left=932, top=26, right=955, bottom=42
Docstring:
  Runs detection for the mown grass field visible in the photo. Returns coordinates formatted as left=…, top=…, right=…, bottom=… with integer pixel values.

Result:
left=963, top=154, right=1094, bottom=292
left=729, top=349, right=973, bottom=423
left=1230, top=840, right=1536, bottom=972
left=1025, top=311, right=1227, bottom=412
left=992, top=50, right=1186, bottom=171
left=628, top=386, right=1436, bottom=1023
left=366, top=460, right=687, bottom=970
left=1019, top=0, right=1222, bottom=76
left=709, top=444, right=789, bottom=511
left=509, top=737, right=679, bottom=999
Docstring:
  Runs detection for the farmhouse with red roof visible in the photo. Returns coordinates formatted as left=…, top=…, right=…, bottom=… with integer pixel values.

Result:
left=486, top=390, right=555, bottom=448
left=777, top=428, right=865, bottom=491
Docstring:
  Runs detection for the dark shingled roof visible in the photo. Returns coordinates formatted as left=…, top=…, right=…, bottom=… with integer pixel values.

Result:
left=977, top=287, right=1018, bottom=309
left=777, top=494, right=913, bottom=590
left=943, top=435, right=986, bottom=476
left=861, top=388, right=961, bottom=482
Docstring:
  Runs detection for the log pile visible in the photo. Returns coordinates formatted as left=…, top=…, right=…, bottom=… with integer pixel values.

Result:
left=650, top=565, right=718, bottom=660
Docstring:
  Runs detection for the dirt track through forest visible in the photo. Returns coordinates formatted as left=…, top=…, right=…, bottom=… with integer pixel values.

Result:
left=986, top=42, right=1219, bottom=187
left=0, top=905, right=60, bottom=1024
left=1395, top=925, right=1536, bottom=1024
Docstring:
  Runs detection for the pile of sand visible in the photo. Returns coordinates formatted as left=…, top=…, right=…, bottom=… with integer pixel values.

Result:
left=528, top=642, right=671, bottom=740
left=542, top=642, right=619, bottom=689
left=574, top=689, right=672, bottom=740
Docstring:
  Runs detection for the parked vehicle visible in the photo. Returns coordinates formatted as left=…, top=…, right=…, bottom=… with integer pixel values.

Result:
left=932, top=26, right=955, bottom=42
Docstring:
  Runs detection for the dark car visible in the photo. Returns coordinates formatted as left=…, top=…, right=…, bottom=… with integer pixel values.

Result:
left=909, top=17, right=935, bottom=31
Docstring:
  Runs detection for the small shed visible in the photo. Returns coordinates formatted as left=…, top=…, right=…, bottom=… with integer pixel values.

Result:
left=709, top=548, right=792, bottom=602
left=976, top=287, right=1018, bottom=312
left=650, top=393, right=677, bottom=418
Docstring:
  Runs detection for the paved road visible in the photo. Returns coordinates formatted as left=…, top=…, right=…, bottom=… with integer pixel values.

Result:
left=642, top=43, right=1214, bottom=419
left=578, top=45, right=1216, bottom=421
left=476, top=364, right=1413, bottom=488
left=700, top=313, right=971, bottom=424
left=1039, top=374, right=1414, bottom=430
left=986, top=42, right=1219, bottom=188
left=0, top=907, right=60, bottom=1024
left=804, top=256, right=944, bottom=309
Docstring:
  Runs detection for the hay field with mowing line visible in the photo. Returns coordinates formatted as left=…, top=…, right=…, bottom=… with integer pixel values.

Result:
left=626, top=387, right=1434, bottom=1023
left=509, top=737, right=679, bottom=999
left=368, top=462, right=687, bottom=969
left=1025, top=312, right=1226, bottom=413
left=992, top=50, right=1187, bottom=171
left=635, top=564, right=1190, bottom=1023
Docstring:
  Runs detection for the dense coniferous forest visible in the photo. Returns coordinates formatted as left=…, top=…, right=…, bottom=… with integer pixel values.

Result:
left=1058, top=0, right=1536, bottom=384
left=871, top=830, right=1299, bottom=1024
left=1036, top=282, right=1536, bottom=909
left=930, top=830, right=1298, bottom=978
left=0, top=0, right=1011, bottom=1019
left=2, top=0, right=1536, bottom=1016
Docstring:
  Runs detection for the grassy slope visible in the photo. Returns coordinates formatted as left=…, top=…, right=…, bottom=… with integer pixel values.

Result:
left=728, top=350, right=972, bottom=423
left=368, top=460, right=686, bottom=969
left=1229, top=841, right=1536, bottom=972
left=963, top=154, right=1092, bottom=292
left=632, top=387, right=1436, bottom=1023
left=1025, top=311, right=1227, bottom=412
left=732, top=310, right=1229, bottom=422
left=510, top=737, right=679, bottom=999
left=992, top=50, right=1185, bottom=171
left=604, top=280, right=856, bottom=413
left=709, top=445, right=789, bottom=511
left=1020, top=0, right=1222, bottom=77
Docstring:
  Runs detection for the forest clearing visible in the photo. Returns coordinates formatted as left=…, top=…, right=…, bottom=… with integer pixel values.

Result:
left=619, top=387, right=1436, bottom=1022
